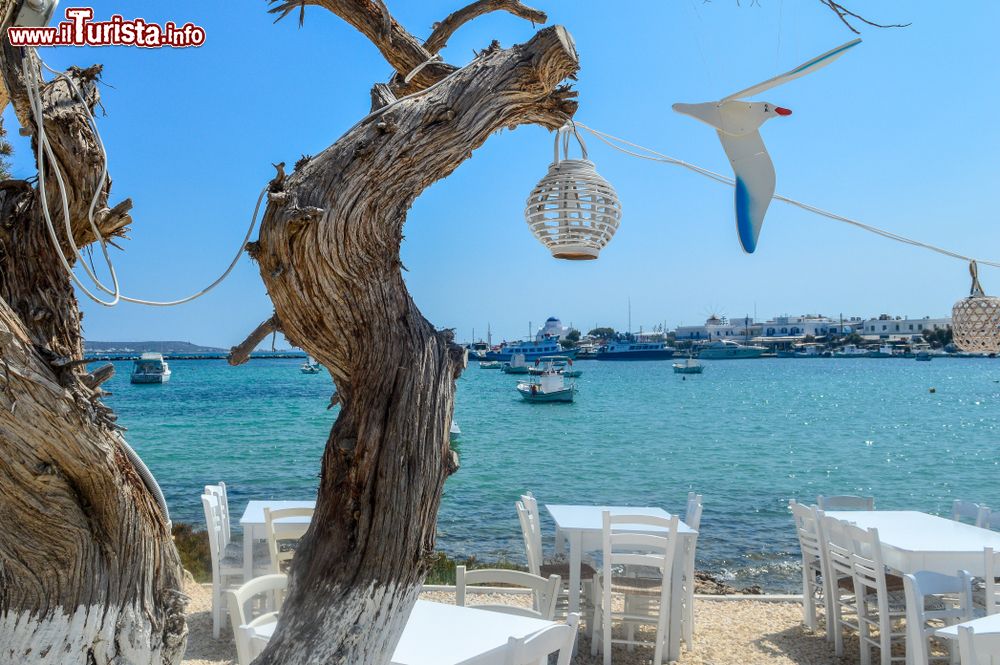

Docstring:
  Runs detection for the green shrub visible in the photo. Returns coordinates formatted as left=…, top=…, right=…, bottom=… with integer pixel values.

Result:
left=424, top=552, right=524, bottom=585
left=172, top=522, right=212, bottom=582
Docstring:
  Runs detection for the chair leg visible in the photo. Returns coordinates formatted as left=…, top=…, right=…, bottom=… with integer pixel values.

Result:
left=212, top=584, right=221, bottom=640
left=603, top=597, right=612, bottom=665
left=801, top=565, right=816, bottom=630
left=591, top=594, right=601, bottom=657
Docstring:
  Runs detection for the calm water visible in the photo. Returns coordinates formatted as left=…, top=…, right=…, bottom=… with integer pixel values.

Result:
left=100, top=356, right=1000, bottom=592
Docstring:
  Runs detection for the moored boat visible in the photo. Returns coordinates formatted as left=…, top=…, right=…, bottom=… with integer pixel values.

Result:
left=479, top=361, right=502, bottom=369
left=486, top=339, right=577, bottom=362
left=528, top=356, right=582, bottom=378
left=300, top=356, right=322, bottom=374
left=131, top=352, right=172, bottom=384
left=673, top=357, right=704, bottom=374
left=596, top=336, right=676, bottom=361
left=697, top=340, right=765, bottom=360
left=516, top=356, right=577, bottom=403
left=450, top=420, right=462, bottom=440
left=502, top=353, right=530, bottom=374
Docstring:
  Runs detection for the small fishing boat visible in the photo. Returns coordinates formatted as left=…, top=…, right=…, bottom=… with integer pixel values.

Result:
left=130, top=353, right=171, bottom=384
left=502, top=353, right=530, bottom=374
left=527, top=356, right=582, bottom=378
left=697, top=339, right=765, bottom=360
left=672, top=357, right=704, bottom=374
left=301, top=356, right=322, bottom=374
left=450, top=420, right=462, bottom=441
left=915, top=351, right=932, bottom=361
left=479, top=361, right=502, bottom=369
left=516, top=356, right=576, bottom=403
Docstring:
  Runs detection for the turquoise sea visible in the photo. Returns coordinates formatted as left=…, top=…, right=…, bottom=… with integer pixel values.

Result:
left=100, top=356, right=1000, bottom=592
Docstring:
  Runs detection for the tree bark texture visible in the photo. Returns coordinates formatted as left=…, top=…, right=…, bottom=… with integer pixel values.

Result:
left=0, top=7, right=186, bottom=662
left=251, top=2, right=578, bottom=663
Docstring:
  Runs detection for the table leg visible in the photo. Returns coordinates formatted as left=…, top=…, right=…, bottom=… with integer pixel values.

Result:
left=244, top=526, right=254, bottom=581
left=668, top=540, right=685, bottom=662
left=554, top=527, right=565, bottom=557
left=568, top=531, right=582, bottom=614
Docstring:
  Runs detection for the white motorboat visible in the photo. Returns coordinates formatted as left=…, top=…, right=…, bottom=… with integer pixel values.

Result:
left=130, top=353, right=171, bottom=384
left=301, top=356, right=322, bottom=374
left=697, top=340, right=765, bottom=360
left=673, top=357, right=704, bottom=374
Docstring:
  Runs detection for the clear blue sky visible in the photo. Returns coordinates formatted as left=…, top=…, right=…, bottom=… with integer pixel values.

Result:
left=7, top=1, right=998, bottom=347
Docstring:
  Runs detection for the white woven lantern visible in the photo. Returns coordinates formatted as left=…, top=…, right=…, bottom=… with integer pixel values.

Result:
left=952, top=261, right=1000, bottom=354
left=524, top=123, right=622, bottom=260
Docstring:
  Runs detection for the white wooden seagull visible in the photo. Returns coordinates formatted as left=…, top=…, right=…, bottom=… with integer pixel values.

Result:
left=673, top=38, right=861, bottom=253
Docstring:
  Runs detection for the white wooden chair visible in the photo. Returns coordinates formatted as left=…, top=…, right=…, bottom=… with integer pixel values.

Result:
left=204, top=483, right=232, bottom=546
left=845, top=524, right=907, bottom=665
left=954, top=500, right=988, bottom=527
left=456, top=566, right=561, bottom=619
left=516, top=499, right=596, bottom=621
left=820, top=512, right=860, bottom=655
left=591, top=511, right=680, bottom=665
left=986, top=548, right=999, bottom=616
left=790, top=500, right=828, bottom=632
left=225, top=574, right=287, bottom=665
left=903, top=570, right=974, bottom=665
left=958, top=624, right=1000, bottom=665
left=817, top=494, right=875, bottom=511
left=504, top=612, right=580, bottom=665
left=202, top=493, right=271, bottom=639
left=680, top=493, right=703, bottom=647
left=263, top=506, right=313, bottom=574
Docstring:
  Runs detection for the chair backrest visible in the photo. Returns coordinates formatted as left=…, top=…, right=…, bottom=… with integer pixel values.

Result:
left=225, top=574, right=287, bottom=665
left=790, top=501, right=824, bottom=565
left=817, top=495, right=874, bottom=511
left=602, top=511, right=680, bottom=613
left=456, top=566, right=561, bottom=619
left=685, top=492, right=703, bottom=531
left=504, top=612, right=580, bottom=665
left=958, top=624, right=1000, bottom=665
left=204, top=483, right=231, bottom=547
left=987, top=547, right=1000, bottom=616
left=980, top=508, right=1000, bottom=531
left=953, top=500, right=985, bottom=525
left=516, top=500, right=543, bottom=576
left=264, top=507, right=313, bottom=574
left=201, top=494, right=224, bottom=577
left=820, top=513, right=854, bottom=583
left=843, top=523, right=889, bottom=598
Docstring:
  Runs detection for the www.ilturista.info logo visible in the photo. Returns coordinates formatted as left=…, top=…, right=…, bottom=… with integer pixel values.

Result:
left=8, top=8, right=206, bottom=48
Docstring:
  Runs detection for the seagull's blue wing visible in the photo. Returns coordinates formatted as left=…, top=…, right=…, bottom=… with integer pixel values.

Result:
left=718, top=130, right=775, bottom=253
left=722, top=38, right=861, bottom=102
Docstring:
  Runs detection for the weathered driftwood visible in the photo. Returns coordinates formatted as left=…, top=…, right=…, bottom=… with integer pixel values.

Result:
left=0, top=1, right=186, bottom=661
left=247, top=1, right=577, bottom=663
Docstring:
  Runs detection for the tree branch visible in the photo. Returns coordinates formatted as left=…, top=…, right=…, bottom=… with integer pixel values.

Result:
left=423, top=0, right=547, bottom=54
left=268, top=0, right=456, bottom=91
left=816, top=0, right=910, bottom=33
left=228, top=313, right=283, bottom=366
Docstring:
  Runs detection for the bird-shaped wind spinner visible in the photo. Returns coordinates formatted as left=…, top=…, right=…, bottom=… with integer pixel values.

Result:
left=673, top=38, right=861, bottom=253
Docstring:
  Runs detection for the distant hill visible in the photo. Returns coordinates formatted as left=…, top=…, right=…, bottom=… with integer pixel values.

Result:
left=84, top=341, right=227, bottom=353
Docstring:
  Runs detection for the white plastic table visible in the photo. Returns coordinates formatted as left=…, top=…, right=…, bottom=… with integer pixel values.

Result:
left=250, top=600, right=558, bottom=664
left=239, top=500, right=315, bottom=580
left=935, top=613, right=1000, bottom=640
left=826, top=510, right=1000, bottom=576
left=546, top=504, right=698, bottom=661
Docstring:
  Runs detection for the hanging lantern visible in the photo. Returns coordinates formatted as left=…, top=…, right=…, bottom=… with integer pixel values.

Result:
left=524, top=123, right=622, bottom=260
left=952, top=261, right=1000, bottom=354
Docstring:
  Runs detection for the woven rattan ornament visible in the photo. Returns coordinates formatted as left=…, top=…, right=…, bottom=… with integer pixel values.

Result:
left=952, top=261, right=1000, bottom=354
left=524, top=123, right=622, bottom=260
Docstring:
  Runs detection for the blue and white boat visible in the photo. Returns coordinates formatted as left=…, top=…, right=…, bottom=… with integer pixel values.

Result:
left=486, top=339, right=577, bottom=362
left=596, top=336, right=675, bottom=361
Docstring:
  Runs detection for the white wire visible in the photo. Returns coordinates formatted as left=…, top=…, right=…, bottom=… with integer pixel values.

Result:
left=25, top=49, right=268, bottom=307
left=574, top=122, right=1000, bottom=270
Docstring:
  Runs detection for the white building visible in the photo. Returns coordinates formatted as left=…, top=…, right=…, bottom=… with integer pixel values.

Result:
left=861, top=316, right=951, bottom=341
left=535, top=316, right=570, bottom=341
left=674, top=315, right=761, bottom=341
left=674, top=314, right=860, bottom=342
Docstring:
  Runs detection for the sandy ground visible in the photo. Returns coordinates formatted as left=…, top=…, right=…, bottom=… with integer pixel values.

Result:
left=181, top=579, right=856, bottom=665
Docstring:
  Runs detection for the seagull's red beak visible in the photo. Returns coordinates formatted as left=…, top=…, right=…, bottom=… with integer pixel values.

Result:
left=775, top=107, right=793, bottom=116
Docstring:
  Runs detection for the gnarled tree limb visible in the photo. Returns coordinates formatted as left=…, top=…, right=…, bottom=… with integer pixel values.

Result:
left=423, top=0, right=547, bottom=54
left=228, top=313, right=283, bottom=366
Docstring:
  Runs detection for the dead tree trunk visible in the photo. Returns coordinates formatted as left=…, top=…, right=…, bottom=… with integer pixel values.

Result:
left=237, top=1, right=578, bottom=663
left=0, top=10, right=187, bottom=663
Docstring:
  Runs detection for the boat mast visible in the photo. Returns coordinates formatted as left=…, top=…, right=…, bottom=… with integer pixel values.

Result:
left=627, top=297, right=632, bottom=336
